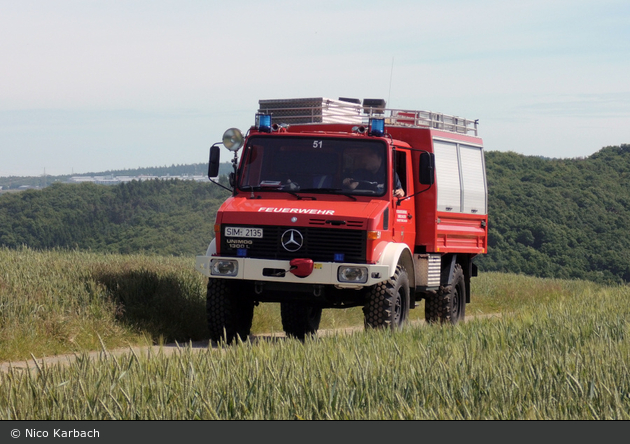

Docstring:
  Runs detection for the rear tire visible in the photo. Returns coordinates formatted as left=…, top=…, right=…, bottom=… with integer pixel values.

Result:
left=363, top=265, right=410, bottom=329
left=425, top=264, right=466, bottom=325
left=280, top=302, right=322, bottom=340
left=206, top=279, right=254, bottom=344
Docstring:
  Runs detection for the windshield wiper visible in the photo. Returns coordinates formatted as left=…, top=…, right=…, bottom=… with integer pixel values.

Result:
left=248, top=186, right=316, bottom=200
left=299, top=188, right=358, bottom=201
left=280, top=189, right=315, bottom=200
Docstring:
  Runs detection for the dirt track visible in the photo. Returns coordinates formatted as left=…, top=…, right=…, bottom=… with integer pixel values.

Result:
left=0, top=314, right=502, bottom=374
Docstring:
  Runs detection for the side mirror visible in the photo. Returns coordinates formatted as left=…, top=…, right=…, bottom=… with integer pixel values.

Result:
left=208, top=145, right=221, bottom=178
left=419, top=152, right=435, bottom=185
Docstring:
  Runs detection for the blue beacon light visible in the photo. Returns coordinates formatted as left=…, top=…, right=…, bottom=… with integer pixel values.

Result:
left=258, top=114, right=272, bottom=133
left=369, top=118, right=385, bottom=137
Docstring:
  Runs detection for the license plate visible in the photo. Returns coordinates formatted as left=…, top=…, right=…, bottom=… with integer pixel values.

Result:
left=225, top=227, right=263, bottom=238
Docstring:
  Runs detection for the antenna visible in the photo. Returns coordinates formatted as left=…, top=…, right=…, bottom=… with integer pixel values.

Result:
left=387, top=56, right=394, bottom=106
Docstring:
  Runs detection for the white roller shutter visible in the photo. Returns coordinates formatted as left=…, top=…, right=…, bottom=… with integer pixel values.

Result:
left=433, top=140, right=461, bottom=212
left=460, top=144, right=487, bottom=214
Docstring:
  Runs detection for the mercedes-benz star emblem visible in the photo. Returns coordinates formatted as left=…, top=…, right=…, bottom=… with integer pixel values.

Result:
left=281, top=229, right=304, bottom=252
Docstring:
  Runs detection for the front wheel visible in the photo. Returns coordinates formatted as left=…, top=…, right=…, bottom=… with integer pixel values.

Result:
left=425, top=264, right=466, bottom=325
left=206, top=279, right=254, bottom=344
left=363, top=265, right=410, bottom=330
left=280, top=302, right=322, bottom=340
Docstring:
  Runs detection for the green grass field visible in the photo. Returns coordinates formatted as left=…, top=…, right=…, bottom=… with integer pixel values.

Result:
left=1, top=247, right=629, bottom=419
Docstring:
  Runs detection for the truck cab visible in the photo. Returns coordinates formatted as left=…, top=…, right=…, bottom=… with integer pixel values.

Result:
left=196, top=97, right=488, bottom=343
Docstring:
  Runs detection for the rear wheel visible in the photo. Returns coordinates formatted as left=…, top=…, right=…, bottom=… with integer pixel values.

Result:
left=363, top=265, right=410, bottom=329
left=206, top=279, right=254, bottom=344
left=280, top=302, right=322, bottom=340
left=425, top=264, right=466, bottom=325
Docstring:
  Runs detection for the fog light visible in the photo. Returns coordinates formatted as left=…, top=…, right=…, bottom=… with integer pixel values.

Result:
left=338, top=266, right=368, bottom=283
left=210, top=259, right=238, bottom=276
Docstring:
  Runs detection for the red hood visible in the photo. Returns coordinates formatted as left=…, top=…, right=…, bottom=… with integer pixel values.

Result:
left=217, top=196, right=388, bottom=230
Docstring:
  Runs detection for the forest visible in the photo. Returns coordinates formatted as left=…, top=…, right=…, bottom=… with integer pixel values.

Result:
left=0, top=179, right=230, bottom=256
left=1, top=144, right=629, bottom=284
left=475, top=144, right=630, bottom=284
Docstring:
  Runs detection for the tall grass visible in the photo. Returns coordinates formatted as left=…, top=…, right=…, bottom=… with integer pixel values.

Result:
left=1, top=247, right=629, bottom=419
left=1, top=281, right=629, bottom=419
left=0, top=247, right=207, bottom=361
left=0, top=248, right=381, bottom=360
left=0, top=247, right=613, bottom=361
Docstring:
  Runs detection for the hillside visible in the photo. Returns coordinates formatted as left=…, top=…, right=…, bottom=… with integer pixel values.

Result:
left=0, top=179, right=230, bottom=256
left=1, top=144, right=629, bottom=283
left=475, top=144, right=630, bottom=284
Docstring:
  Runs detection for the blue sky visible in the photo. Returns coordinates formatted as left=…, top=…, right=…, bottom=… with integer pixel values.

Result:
left=1, top=0, right=629, bottom=176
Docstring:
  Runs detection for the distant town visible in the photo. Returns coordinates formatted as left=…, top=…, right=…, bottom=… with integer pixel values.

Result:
left=67, top=174, right=211, bottom=186
left=0, top=174, right=210, bottom=192
left=0, top=162, right=233, bottom=193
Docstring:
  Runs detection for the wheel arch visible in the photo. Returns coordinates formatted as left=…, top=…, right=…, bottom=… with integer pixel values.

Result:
left=206, top=238, right=217, bottom=256
left=379, top=242, right=415, bottom=289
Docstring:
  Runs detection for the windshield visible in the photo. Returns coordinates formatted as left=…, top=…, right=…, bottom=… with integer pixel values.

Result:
left=239, top=136, right=388, bottom=196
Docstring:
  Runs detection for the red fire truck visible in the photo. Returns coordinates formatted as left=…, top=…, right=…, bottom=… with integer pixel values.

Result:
left=196, top=97, right=488, bottom=343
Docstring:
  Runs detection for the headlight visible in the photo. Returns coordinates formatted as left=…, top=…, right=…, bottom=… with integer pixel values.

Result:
left=210, top=259, right=238, bottom=276
left=337, top=266, right=368, bottom=283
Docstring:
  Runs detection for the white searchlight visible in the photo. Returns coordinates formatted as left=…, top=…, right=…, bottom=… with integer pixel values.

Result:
left=222, top=128, right=244, bottom=152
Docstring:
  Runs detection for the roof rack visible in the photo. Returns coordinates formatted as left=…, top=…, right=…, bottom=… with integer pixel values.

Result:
left=257, top=97, right=478, bottom=136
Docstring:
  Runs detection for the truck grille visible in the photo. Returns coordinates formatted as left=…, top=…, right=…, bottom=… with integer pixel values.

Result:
left=220, top=225, right=367, bottom=263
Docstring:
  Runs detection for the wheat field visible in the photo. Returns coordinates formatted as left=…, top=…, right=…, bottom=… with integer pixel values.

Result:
left=1, top=247, right=629, bottom=419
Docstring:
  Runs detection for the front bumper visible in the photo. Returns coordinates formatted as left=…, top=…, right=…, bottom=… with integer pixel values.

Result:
left=195, top=255, right=390, bottom=288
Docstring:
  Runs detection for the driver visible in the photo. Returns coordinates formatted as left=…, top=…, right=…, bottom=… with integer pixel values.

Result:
left=343, top=147, right=404, bottom=197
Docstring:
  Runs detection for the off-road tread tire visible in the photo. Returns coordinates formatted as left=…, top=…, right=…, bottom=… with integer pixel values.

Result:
left=280, top=302, right=322, bottom=340
left=363, top=265, right=410, bottom=330
left=206, top=279, right=254, bottom=344
left=425, top=264, right=465, bottom=325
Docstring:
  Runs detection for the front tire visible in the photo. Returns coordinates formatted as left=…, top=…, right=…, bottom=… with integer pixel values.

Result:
left=280, top=302, right=322, bottom=340
left=363, top=265, right=410, bottom=329
left=425, top=264, right=466, bottom=325
left=206, top=279, right=254, bottom=344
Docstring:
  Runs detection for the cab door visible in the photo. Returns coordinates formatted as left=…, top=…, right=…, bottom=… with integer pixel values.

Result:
left=392, top=148, right=416, bottom=249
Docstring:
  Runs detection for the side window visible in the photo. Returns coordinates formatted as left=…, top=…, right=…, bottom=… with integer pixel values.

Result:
left=394, top=150, right=408, bottom=195
left=240, top=145, right=264, bottom=187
